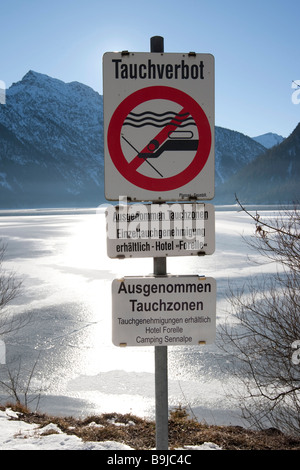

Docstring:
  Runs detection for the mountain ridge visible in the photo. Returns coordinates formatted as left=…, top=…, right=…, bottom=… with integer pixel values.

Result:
left=0, top=70, right=298, bottom=208
left=0, top=70, right=104, bottom=208
left=252, top=132, right=285, bottom=149
left=215, top=123, right=300, bottom=204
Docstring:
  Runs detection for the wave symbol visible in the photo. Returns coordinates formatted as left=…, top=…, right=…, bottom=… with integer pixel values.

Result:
left=123, top=111, right=196, bottom=128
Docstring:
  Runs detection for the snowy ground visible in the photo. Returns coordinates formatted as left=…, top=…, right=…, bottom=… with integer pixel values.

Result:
left=0, top=408, right=221, bottom=450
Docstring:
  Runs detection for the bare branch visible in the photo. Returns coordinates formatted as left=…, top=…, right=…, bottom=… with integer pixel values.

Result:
left=220, top=201, right=300, bottom=435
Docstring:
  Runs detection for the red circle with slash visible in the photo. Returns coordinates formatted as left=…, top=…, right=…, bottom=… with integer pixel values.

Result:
left=107, top=86, right=211, bottom=191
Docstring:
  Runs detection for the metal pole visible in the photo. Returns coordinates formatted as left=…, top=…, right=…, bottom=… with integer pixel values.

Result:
left=154, top=257, right=168, bottom=450
left=150, top=35, right=164, bottom=53
left=151, top=35, right=168, bottom=451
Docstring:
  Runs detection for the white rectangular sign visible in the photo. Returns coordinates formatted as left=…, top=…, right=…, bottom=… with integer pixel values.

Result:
left=112, top=276, right=216, bottom=347
left=103, top=52, right=214, bottom=202
left=106, top=202, right=215, bottom=258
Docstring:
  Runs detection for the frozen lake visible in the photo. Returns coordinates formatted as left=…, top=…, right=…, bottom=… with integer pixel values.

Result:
left=0, top=206, right=280, bottom=426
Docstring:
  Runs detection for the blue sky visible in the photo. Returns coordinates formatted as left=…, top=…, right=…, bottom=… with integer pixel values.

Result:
left=0, top=0, right=299, bottom=138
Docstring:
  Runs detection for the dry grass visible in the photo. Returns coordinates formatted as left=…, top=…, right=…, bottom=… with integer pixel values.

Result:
left=2, top=403, right=300, bottom=450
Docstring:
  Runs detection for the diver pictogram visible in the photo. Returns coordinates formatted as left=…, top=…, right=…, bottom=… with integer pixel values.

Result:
left=107, top=86, right=211, bottom=192
left=123, top=110, right=198, bottom=165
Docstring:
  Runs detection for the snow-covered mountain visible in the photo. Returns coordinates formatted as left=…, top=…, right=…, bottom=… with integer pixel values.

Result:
left=0, top=71, right=104, bottom=208
left=0, top=70, right=285, bottom=208
left=215, top=123, right=300, bottom=204
left=252, top=132, right=285, bottom=149
left=215, top=127, right=265, bottom=186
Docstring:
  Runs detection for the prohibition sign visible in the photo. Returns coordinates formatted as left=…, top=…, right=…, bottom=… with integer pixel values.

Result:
left=107, top=86, right=212, bottom=192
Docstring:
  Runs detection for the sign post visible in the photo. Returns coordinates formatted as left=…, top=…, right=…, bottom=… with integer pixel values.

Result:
left=103, top=35, right=215, bottom=451
left=153, top=254, right=168, bottom=450
left=152, top=35, right=169, bottom=453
